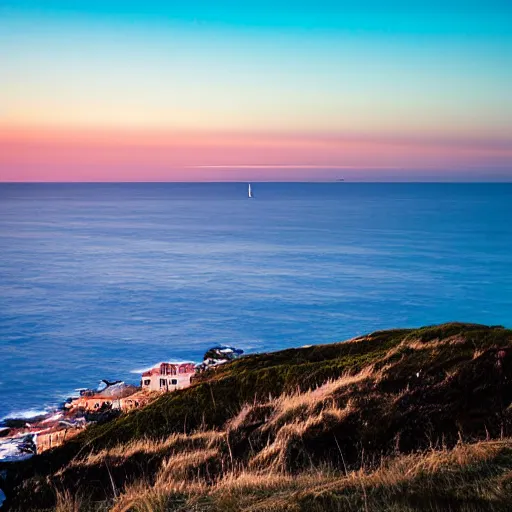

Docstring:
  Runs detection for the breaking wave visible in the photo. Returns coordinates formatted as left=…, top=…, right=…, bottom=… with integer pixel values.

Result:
left=1, top=408, right=50, bottom=422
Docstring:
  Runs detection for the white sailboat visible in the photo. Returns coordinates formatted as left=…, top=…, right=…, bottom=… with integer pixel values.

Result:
left=248, top=183, right=253, bottom=198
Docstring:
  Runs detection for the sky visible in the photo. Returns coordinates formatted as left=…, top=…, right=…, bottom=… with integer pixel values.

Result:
left=1, top=1, right=512, bottom=181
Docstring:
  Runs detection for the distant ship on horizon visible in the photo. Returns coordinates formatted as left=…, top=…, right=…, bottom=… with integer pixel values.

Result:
left=248, top=183, right=253, bottom=198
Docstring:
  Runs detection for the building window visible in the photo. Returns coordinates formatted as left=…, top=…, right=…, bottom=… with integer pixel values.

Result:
left=143, top=379, right=150, bottom=386
left=171, top=379, right=178, bottom=385
left=160, top=379, right=167, bottom=388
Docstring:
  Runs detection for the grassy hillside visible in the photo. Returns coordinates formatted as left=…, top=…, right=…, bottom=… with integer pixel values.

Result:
left=3, top=322, right=512, bottom=511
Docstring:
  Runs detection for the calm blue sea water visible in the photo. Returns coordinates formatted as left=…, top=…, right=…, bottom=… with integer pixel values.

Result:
left=1, top=182, right=512, bottom=419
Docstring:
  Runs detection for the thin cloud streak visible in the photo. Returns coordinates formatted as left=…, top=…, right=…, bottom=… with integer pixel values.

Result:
left=190, top=165, right=400, bottom=169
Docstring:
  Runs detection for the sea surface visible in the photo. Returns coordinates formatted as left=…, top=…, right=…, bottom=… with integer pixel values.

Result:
left=1, top=182, right=512, bottom=420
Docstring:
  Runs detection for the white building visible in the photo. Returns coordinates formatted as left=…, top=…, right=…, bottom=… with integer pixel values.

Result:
left=141, top=362, right=196, bottom=392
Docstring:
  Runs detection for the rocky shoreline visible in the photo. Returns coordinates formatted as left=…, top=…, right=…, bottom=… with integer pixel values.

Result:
left=0, top=345, right=243, bottom=465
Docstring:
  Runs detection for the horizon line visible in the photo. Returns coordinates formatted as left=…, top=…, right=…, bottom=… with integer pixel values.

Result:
left=2, top=180, right=512, bottom=184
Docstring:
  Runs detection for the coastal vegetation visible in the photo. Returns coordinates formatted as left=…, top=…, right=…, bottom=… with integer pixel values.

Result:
left=3, top=322, right=512, bottom=511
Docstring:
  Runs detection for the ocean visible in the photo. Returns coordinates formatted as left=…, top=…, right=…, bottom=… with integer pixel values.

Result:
left=1, top=182, right=511, bottom=420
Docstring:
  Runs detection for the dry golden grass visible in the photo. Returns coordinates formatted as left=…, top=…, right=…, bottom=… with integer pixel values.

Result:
left=156, top=447, right=221, bottom=484
left=225, top=370, right=376, bottom=472
left=227, top=403, right=255, bottom=432
left=107, top=439, right=512, bottom=512
left=274, top=366, right=374, bottom=415
left=226, top=366, right=375, bottom=441
left=398, top=335, right=467, bottom=352
left=61, top=342, right=512, bottom=510
left=250, top=404, right=353, bottom=471
left=68, top=430, right=224, bottom=469
left=473, top=348, right=486, bottom=359
left=54, top=489, right=84, bottom=512
left=110, top=477, right=210, bottom=512
left=228, top=366, right=374, bottom=431
left=221, top=367, right=377, bottom=473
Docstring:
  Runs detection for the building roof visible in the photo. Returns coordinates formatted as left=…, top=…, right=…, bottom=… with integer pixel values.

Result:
left=141, top=361, right=196, bottom=377
left=142, top=361, right=195, bottom=370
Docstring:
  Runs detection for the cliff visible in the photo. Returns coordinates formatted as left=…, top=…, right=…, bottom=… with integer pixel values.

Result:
left=3, top=322, right=512, bottom=511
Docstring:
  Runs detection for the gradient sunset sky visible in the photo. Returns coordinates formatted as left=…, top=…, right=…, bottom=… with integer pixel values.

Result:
left=1, top=1, right=511, bottom=181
